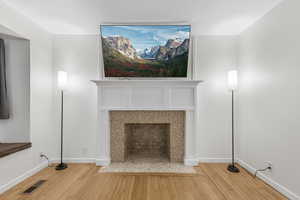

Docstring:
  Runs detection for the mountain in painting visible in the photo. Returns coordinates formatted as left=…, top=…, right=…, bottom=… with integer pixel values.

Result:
left=138, top=38, right=190, bottom=61
left=104, top=36, right=138, bottom=59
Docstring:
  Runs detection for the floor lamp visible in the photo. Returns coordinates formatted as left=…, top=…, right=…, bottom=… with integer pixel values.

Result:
left=56, top=71, right=68, bottom=170
left=227, top=70, right=240, bottom=173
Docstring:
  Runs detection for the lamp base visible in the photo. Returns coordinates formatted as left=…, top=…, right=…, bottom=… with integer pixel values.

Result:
left=55, top=163, right=68, bottom=171
left=227, top=164, right=240, bottom=173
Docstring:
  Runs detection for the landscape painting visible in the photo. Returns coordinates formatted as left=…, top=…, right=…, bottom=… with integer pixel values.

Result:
left=101, top=25, right=191, bottom=77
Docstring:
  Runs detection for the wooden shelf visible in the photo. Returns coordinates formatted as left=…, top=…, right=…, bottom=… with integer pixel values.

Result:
left=0, top=143, right=32, bottom=158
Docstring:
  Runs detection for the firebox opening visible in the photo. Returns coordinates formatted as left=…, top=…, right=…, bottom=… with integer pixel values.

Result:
left=125, top=123, right=170, bottom=162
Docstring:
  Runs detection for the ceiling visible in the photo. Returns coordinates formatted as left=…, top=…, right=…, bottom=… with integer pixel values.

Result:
left=1, top=0, right=283, bottom=35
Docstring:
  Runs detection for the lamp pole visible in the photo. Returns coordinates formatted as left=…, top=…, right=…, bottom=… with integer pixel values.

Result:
left=227, top=70, right=239, bottom=173
left=61, top=90, right=63, bottom=165
left=56, top=71, right=68, bottom=170
left=231, top=90, right=235, bottom=167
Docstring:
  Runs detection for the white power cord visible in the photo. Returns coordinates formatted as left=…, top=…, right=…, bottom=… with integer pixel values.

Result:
left=254, top=166, right=272, bottom=178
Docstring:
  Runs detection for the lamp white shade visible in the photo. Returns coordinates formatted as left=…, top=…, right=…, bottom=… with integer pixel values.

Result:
left=228, top=70, right=238, bottom=91
left=57, top=71, right=68, bottom=90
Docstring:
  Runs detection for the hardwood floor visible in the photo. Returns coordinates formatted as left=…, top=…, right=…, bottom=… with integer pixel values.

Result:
left=0, top=163, right=286, bottom=200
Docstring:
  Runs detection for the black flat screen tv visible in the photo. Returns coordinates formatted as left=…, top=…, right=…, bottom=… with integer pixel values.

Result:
left=100, top=25, right=191, bottom=78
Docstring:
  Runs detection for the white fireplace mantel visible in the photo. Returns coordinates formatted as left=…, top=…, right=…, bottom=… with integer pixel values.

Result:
left=92, top=79, right=202, bottom=166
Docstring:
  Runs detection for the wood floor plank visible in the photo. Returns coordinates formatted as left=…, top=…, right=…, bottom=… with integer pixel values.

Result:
left=0, top=163, right=287, bottom=200
left=201, top=164, right=246, bottom=199
left=131, top=176, right=148, bottom=200
left=192, top=167, right=226, bottom=200
left=110, top=175, right=135, bottom=200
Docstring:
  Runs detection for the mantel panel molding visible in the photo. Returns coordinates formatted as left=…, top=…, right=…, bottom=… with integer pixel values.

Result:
left=93, top=80, right=202, bottom=166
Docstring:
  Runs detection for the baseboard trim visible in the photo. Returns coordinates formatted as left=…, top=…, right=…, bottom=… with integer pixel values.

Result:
left=51, top=157, right=232, bottom=166
left=0, top=160, right=48, bottom=194
left=95, top=158, right=110, bottom=166
left=184, top=158, right=199, bottom=166
left=238, top=160, right=299, bottom=200
left=50, top=158, right=95, bottom=164
left=198, top=158, right=232, bottom=163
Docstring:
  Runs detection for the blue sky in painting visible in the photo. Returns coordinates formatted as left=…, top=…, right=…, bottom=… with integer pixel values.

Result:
left=101, top=25, right=190, bottom=52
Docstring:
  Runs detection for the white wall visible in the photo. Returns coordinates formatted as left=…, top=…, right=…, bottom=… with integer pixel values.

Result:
left=238, top=0, right=300, bottom=198
left=195, top=36, right=237, bottom=161
left=53, top=35, right=99, bottom=160
left=0, top=2, right=55, bottom=193
left=0, top=35, right=30, bottom=142
left=52, top=35, right=237, bottom=162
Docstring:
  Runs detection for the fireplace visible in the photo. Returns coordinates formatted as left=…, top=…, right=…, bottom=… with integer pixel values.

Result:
left=93, top=80, right=201, bottom=166
left=110, top=111, right=185, bottom=163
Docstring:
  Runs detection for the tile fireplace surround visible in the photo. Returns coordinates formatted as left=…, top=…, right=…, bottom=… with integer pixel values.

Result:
left=110, top=111, right=184, bottom=162
left=92, top=80, right=201, bottom=166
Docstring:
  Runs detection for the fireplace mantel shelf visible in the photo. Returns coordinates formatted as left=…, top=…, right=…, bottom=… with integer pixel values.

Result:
left=92, top=79, right=203, bottom=87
